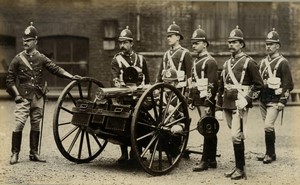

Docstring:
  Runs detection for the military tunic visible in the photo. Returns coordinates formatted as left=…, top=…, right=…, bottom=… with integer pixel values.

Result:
left=6, top=50, right=72, bottom=132
left=216, top=52, right=263, bottom=143
left=111, top=51, right=149, bottom=85
left=216, top=52, right=263, bottom=110
left=259, top=55, right=293, bottom=105
left=190, top=52, right=218, bottom=108
left=258, top=55, right=294, bottom=132
left=157, top=46, right=192, bottom=83
left=6, top=51, right=70, bottom=100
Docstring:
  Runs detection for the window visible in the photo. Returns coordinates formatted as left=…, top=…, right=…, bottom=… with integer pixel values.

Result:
left=38, top=36, right=89, bottom=88
left=0, top=35, right=16, bottom=89
left=102, top=20, right=118, bottom=50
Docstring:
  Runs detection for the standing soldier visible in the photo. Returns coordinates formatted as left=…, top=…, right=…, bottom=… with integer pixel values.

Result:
left=256, top=28, right=293, bottom=164
left=215, top=26, right=263, bottom=180
left=6, top=22, right=81, bottom=165
left=111, top=26, right=150, bottom=163
left=156, top=21, right=192, bottom=91
left=188, top=26, right=219, bottom=172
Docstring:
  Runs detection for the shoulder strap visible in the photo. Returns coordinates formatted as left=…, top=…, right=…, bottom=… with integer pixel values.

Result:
left=138, top=54, right=143, bottom=67
left=227, top=56, right=248, bottom=85
left=273, top=57, right=284, bottom=77
left=19, top=52, right=33, bottom=70
left=116, top=55, right=130, bottom=68
left=239, top=58, right=250, bottom=84
left=178, top=48, right=187, bottom=71
left=193, top=57, right=209, bottom=80
left=166, top=50, right=176, bottom=69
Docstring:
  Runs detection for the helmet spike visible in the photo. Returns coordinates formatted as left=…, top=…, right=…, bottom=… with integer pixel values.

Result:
left=272, top=27, right=276, bottom=31
left=173, top=21, right=176, bottom=24
left=198, top=25, right=201, bottom=29
left=30, top=21, right=34, bottom=26
left=126, top=26, right=129, bottom=30
left=236, top=25, right=239, bottom=29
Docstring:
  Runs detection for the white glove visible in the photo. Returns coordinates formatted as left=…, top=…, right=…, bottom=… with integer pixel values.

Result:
left=170, top=125, right=183, bottom=134
left=235, top=97, right=248, bottom=110
left=215, top=111, right=223, bottom=121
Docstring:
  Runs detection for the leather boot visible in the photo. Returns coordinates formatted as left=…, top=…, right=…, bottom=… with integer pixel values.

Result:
left=193, top=137, right=209, bottom=172
left=208, top=135, right=218, bottom=168
left=231, top=143, right=245, bottom=180
left=263, top=131, right=276, bottom=164
left=117, top=145, right=128, bottom=163
left=10, top=132, right=22, bottom=165
left=29, top=131, right=46, bottom=162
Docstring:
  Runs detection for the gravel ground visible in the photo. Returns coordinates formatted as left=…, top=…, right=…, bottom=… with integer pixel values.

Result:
left=0, top=99, right=300, bottom=185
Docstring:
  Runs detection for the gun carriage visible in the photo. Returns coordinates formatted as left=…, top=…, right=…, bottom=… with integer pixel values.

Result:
left=53, top=67, right=192, bottom=176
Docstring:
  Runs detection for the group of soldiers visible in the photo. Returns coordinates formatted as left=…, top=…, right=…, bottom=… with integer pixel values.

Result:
left=110, top=22, right=294, bottom=180
left=6, top=21, right=293, bottom=181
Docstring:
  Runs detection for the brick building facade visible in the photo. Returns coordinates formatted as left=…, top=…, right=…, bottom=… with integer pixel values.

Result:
left=0, top=0, right=299, bottom=90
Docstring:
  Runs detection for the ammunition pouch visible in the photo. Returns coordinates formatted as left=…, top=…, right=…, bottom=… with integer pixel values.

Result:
left=267, top=77, right=281, bottom=89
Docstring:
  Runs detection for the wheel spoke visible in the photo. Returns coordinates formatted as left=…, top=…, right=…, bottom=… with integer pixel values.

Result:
left=159, top=87, right=164, bottom=122
left=141, top=134, right=158, bottom=157
left=78, top=130, right=85, bottom=159
left=77, top=82, right=83, bottom=99
left=67, top=92, right=76, bottom=105
left=86, top=132, right=92, bottom=157
left=60, top=106, right=73, bottom=114
left=91, top=133, right=103, bottom=148
left=137, top=130, right=156, bottom=141
left=61, top=126, right=78, bottom=142
left=139, top=108, right=156, bottom=125
left=137, top=121, right=156, bottom=129
left=58, top=121, right=72, bottom=126
left=87, top=81, right=92, bottom=99
left=165, top=116, right=186, bottom=127
left=149, top=137, right=159, bottom=168
left=163, top=102, right=182, bottom=125
left=67, top=128, right=81, bottom=153
left=162, top=91, right=174, bottom=123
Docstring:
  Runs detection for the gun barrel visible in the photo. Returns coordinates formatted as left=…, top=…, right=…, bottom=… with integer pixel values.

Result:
left=96, top=85, right=151, bottom=99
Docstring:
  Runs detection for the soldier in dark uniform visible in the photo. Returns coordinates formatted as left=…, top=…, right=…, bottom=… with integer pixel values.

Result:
left=215, top=26, right=263, bottom=180
left=6, top=22, right=81, bottom=165
left=156, top=21, right=192, bottom=90
left=188, top=26, right=219, bottom=172
left=111, top=26, right=150, bottom=163
left=256, top=28, right=293, bottom=164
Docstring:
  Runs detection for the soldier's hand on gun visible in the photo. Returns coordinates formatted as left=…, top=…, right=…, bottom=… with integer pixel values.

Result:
left=170, top=124, right=183, bottom=134
left=215, top=110, right=223, bottom=121
left=277, top=102, right=285, bottom=111
left=14, top=95, right=24, bottom=104
left=72, top=75, right=83, bottom=81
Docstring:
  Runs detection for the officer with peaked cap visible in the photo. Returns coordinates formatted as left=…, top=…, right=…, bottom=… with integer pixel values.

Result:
left=256, top=28, right=293, bottom=164
left=156, top=21, right=192, bottom=89
left=6, top=22, right=82, bottom=165
left=188, top=26, right=219, bottom=172
left=215, top=26, right=263, bottom=180
left=111, top=26, right=150, bottom=163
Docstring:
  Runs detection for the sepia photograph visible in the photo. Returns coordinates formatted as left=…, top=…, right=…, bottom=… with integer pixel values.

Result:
left=0, top=0, right=299, bottom=184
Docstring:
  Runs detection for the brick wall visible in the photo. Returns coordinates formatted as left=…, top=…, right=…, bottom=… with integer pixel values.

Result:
left=0, top=0, right=299, bottom=89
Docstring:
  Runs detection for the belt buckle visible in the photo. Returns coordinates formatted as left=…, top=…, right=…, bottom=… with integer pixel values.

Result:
left=226, top=84, right=232, bottom=90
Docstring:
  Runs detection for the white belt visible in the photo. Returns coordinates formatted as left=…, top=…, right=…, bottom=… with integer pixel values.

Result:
left=225, top=84, right=249, bottom=91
